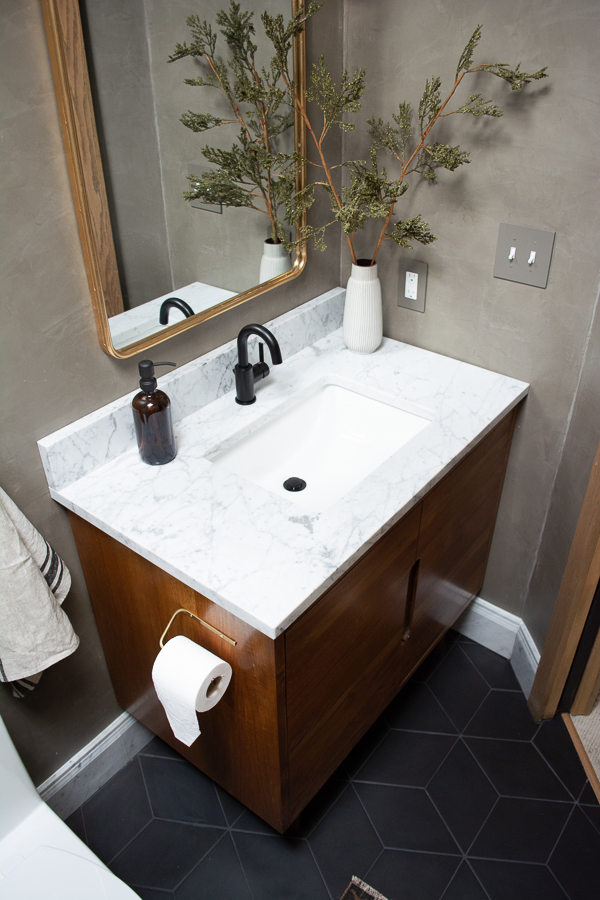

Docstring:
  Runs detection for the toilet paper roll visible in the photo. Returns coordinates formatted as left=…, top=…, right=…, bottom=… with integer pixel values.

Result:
left=151, top=635, right=232, bottom=746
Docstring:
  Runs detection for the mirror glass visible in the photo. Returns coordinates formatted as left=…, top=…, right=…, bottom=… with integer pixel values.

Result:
left=43, top=0, right=305, bottom=356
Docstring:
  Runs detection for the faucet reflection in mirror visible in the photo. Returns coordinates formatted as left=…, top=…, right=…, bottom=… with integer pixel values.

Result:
left=159, top=297, right=195, bottom=325
left=40, top=0, right=307, bottom=358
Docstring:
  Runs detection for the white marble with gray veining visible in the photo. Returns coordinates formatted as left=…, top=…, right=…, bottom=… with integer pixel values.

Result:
left=39, top=288, right=345, bottom=493
left=39, top=288, right=528, bottom=639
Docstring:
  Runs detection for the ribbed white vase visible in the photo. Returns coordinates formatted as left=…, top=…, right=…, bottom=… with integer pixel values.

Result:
left=259, top=240, right=291, bottom=283
left=343, top=261, right=383, bottom=354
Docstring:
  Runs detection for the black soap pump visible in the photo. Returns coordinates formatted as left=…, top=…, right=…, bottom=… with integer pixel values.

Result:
left=132, top=360, right=177, bottom=465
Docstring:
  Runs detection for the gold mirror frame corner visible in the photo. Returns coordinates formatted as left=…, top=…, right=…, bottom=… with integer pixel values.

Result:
left=41, top=0, right=307, bottom=359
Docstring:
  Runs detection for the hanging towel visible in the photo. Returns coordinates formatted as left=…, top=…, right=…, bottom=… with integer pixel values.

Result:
left=0, top=486, right=79, bottom=696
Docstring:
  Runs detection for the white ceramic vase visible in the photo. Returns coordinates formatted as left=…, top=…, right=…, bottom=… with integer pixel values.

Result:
left=343, top=260, right=383, bottom=354
left=259, top=239, right=291, bottom=283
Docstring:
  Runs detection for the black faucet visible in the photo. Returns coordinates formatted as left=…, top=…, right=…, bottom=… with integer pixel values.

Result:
left=159, top=297, right=195, bottom=325
left=234, top=324, right=282, bottom=405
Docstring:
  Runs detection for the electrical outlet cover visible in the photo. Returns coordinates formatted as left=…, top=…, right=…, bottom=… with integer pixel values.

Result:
left=398, top=259, right=428, bottom=312
left=493, top=223, right=555, bottom=289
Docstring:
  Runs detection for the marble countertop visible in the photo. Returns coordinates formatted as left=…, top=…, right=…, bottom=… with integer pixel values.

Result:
left=39, top=291, right=529, bottom=639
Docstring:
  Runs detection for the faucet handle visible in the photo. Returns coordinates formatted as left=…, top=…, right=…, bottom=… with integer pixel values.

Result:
left=253, top=343, right=270, bottom=382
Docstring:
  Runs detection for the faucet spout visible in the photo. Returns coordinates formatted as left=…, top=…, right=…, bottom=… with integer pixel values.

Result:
left=234, top=324, right=282, bottom=405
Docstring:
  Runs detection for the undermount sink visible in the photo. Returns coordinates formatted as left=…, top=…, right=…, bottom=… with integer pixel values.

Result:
left=208, top=381, right=431, bottom=512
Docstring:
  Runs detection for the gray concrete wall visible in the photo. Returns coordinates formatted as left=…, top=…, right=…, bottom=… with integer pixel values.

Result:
left=0, top=0, right=342, bottom=785
left=341, top=0, right=600, bottom=645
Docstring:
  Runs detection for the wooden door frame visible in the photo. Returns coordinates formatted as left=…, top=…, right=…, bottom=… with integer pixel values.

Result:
left=529, top=438, right=600, bottom=719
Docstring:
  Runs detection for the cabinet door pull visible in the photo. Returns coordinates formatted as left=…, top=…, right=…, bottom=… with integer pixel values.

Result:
left=402, top=559, right=420, bottom=642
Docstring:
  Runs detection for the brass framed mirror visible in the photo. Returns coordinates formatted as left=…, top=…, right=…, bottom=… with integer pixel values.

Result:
left=40, top=0, right=307, bottom=359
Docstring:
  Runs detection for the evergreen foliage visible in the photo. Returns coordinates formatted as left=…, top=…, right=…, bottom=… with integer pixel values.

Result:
left=264, top=13, right=547, bottom=264
left=170, top=5, right=547, bottom=265
left=169, top=1, right=306, bottom=246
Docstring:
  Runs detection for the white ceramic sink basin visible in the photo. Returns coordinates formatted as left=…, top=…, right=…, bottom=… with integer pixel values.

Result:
left=209, top=381, right=430, bottom=512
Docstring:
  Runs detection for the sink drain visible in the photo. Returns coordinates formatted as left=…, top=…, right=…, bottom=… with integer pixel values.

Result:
left=283, top=477, right=307, bottom=492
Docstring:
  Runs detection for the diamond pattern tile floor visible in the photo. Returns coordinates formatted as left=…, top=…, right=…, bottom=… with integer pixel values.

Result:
left=66, top=631, right=600, bottom=899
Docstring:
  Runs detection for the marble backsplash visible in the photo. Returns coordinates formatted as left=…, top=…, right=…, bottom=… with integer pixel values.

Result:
left=38, top=288, right=345, bottom=492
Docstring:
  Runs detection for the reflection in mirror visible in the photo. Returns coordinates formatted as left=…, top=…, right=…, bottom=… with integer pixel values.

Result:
left=41, top=0, right=306, bottom=357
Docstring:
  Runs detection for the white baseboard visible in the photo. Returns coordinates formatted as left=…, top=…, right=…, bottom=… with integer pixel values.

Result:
left=454, top=596, right=521, bottom=659
left=454, top=596, right=540, bottom=697
left=37, top=712, right=154, bottom=820
left=511, top=622, right=541, bottom=698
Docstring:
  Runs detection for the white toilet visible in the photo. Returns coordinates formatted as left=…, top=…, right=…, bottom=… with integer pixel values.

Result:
left=0, top=714, right=139, bottom=899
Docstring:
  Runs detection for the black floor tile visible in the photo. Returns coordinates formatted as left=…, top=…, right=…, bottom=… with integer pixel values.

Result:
left=356, top=783, right=458, bottom=853
left=139, top=737, right=183, bottom=760
left=230, top=807, right=282, bottom=836
left=469, top=797, right=572, bottom=863
left=464, top=691, right=539, bottom=741
left=308, top=785, right=382, bottom=899
left=140, top=755, right=225, bottom=827
left=82, top=758, right=152, bottom=863
left=458, top=642, right=521, bottom=690
left=289, top=769, right=350, bottom=839
left=534, top=717, right=589, bottom=800
left=549, top=806, right=600, bottom=900
left=110, top=820, right=223, bottom=891
left=214, top=784, right=247, bottom=826
left=465, top=738, right=572, bottom=801
left=412, top=634, right=455, bottom=682
left=135, top=889, right=173, bottom=900
left=578, top=781, right=599, bottom=805
left=365, top=848, right=461, bottom=900
left=65, top=806, right=87, bottom=843
left=471, top=859, right=569, bottom=900
left=580, top=801, right=600, bottom=835
left=427, top=645, right=490, bottom=731
left=384, top=681, right=457, bottom=734
left=233, top=831, right=330, bottom=899
left=427, top=740, right=499, bottom=852
left=174, top=833, right=251, bottom=900
left=342, top=717, right=390, bottom=778
left=441, top=861, right=488, bottom=900
left=355, top=729, right=456, bottom=787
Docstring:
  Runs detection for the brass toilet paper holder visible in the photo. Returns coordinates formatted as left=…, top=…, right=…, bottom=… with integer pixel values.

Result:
left=159, top=608, right=237, bottom=649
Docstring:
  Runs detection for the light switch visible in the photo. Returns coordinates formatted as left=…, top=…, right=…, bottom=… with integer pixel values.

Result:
left=493, top=224, right=555, bottom=289
left=398, top=259, right=428, bottom=312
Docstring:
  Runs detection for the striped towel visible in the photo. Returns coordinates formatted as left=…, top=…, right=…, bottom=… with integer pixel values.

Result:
left=0, top=486, right=79, bottom=696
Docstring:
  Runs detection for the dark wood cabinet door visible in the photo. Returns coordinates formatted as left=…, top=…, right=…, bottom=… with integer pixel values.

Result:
left=285, top=503, right=422, bottom=817
left=399, top=410, right=518, bottom=675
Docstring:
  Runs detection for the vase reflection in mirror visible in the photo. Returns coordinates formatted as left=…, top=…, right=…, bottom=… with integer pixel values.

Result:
left=259, top=239, right=292, bottom=284
left=342, top=259, right=383, bottom=354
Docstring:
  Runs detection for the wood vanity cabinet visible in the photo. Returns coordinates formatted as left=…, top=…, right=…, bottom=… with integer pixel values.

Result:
left=68, top=407, right=518, bottom=833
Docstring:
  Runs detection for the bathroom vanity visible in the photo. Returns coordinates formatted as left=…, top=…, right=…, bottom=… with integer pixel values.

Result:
left=39, top=291, right=528, bottom=833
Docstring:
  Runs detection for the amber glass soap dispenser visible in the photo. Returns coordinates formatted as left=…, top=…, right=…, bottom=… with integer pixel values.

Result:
left=132, top=360, right=177, bottom=465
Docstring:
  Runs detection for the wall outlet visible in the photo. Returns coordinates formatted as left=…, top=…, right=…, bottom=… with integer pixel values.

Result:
left=398, top=259, right=428, bottom=312
left=405, top=271, right=418, bottom=301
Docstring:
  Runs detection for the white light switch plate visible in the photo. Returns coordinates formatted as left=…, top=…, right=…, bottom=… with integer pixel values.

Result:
left=493, top=224, right=555, bottom=289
